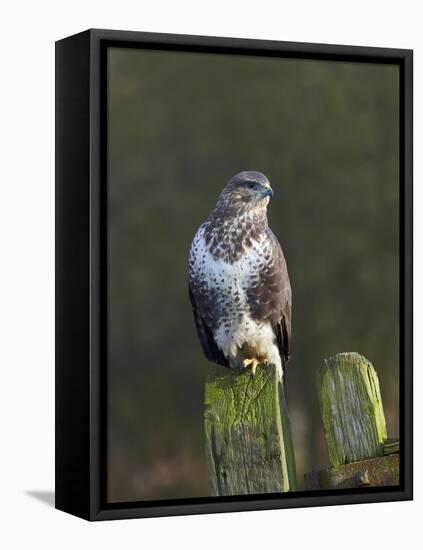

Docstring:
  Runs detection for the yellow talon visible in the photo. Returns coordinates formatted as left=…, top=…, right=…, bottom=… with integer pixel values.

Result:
left=243, top=358, right=259, bottom=375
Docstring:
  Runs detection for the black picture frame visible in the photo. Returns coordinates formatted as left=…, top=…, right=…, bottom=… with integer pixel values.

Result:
left=55, top=28, right=413, bottom=521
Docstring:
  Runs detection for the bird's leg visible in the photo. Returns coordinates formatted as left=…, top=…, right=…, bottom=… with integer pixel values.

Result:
left=243, top=357, right=260, bottom=375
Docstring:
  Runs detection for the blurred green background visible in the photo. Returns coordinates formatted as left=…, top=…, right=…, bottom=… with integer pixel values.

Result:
left=107, top=47, right=399, bottom=502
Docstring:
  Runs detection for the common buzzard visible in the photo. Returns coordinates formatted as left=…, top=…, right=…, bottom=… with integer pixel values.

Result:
left=188, top=171, right=291, bottom=380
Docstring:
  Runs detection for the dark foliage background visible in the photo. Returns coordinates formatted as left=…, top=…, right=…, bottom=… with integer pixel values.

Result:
left=107, top=47, right=399, bottom=502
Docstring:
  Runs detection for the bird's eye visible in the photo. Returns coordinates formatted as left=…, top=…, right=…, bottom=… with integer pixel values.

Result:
left=247, top=182, right=255, bottom=189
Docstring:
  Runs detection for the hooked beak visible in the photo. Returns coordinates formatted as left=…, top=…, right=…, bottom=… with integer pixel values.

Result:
left=262, top=182, right=274, bottom=198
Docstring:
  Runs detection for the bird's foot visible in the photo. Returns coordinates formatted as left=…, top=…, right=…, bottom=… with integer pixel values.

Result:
left=243, top=358, right=260, bottom=375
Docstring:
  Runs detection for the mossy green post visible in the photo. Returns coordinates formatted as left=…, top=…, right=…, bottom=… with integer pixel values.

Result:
left=317, top=352, right=387, bottom=467
left=204, top=364, right=297, bottom=496
left=305, top=352, right=399, bottom=490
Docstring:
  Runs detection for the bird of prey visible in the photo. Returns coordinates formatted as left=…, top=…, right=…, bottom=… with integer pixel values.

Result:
left=188, top=171, right=291, bottom=381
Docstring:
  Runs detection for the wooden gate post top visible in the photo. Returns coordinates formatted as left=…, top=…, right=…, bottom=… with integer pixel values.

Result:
left=317, top=352, right=387, bottom=468
left=204, top=364, right=296, bottom=496
left=306, top=352, right=399, bottom=491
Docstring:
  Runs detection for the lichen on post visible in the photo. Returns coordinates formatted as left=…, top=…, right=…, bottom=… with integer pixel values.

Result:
left=204, top=363, right=296, bottom=496
left=317, top=352, right=387, bottom=468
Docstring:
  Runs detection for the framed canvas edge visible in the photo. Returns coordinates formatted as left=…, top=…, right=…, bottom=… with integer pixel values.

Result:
left=56, top=28, right=413, bottom=522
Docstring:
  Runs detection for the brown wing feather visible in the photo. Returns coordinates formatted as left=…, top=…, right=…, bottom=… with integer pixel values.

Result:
left=247, top=228, right=292, bottom=364
left=188, top=283, right=229, bottom=367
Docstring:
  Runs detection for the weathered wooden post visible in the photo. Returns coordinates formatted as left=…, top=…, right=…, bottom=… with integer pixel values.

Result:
left=204, top=364, right=297, bottom=496
left=305, top=352, right=399, bottom=489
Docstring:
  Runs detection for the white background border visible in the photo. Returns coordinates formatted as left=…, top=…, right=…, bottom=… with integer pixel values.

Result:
left=0, top=1, right=419, bottom=547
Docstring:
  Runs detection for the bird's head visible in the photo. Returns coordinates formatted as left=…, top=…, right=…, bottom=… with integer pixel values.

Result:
left=217, top=171, right=274, bottom=214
